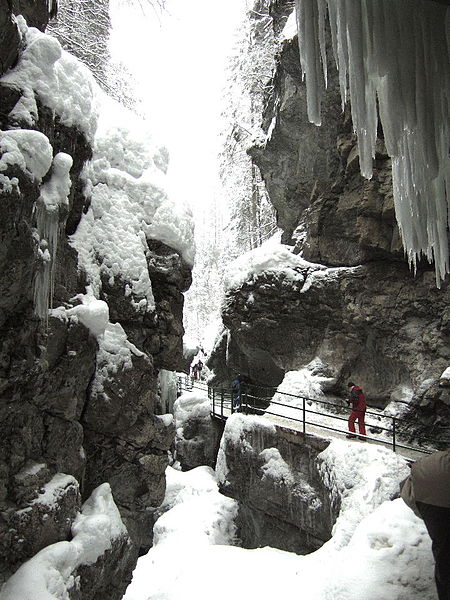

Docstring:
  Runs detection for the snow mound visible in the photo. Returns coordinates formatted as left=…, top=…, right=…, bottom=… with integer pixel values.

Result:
left=123, top=436, right=434, bottom=600
left=174, top=392, right=210, bottom=428
left=275, top=367, right=328, bottom=402
left=58, top=290, right=145, bottom=396
left=124, top=466, right=238, bottom=600
left=224, top=238, right=356, bottom=292
left=224, top=238, right=310, bottom=290
left=66, top=292, right=110, bottom=337
left=318, top=439, right=410, bottom=549
left=0, top=483, right=127, bottom=600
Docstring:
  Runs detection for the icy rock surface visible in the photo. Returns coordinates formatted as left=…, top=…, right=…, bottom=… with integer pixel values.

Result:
left=216, top=413, right=331, bottom=553
left=295, top=0, right=450, bottom=285
left=215, top=4, right=450, bottom=441
left=174, top=391, right=223, bottom=470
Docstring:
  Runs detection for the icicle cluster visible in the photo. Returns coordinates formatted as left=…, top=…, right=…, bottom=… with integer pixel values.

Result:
left=33, top=152, right=73, bottom=323
left=295, top=0, right=450, bottom=286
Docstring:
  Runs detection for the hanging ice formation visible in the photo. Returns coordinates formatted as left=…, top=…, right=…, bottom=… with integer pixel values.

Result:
left=294, top=0, right=450, bottom=286
left=33, top=152, right=73, bottom=323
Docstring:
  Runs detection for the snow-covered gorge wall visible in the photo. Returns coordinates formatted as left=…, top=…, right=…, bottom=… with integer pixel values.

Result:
left=210, top=0, right=450, bottom=444
left=0, top=4, right=193, bottom=597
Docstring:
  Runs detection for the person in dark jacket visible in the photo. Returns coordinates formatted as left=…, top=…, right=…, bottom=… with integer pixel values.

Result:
left=231, top=375, right=243, bottom=412
left=346, top=381, right=366, bottom=439
left=400, top=449, right=450, bottom=600
left=196, top=359, right=204, bottom=380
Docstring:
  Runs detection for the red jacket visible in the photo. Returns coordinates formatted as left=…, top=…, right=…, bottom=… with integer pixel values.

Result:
left=349, top=386, right=366, bottom=411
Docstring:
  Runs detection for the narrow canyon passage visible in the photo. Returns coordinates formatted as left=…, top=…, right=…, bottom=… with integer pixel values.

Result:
left=0, top=0, right=448, bottom=599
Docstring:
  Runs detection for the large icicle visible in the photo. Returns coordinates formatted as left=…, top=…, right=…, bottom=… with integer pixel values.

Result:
left=33, top=152, right=73, bottom=323
left=294, top=0, right=450, bottom=286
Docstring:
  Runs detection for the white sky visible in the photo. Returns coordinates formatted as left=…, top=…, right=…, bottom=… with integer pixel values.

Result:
left=109, top=0, right=246, bottom=221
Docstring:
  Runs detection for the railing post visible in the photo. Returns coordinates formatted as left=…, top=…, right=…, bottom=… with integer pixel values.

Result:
left=302, top=397, right=306, bottom=434
left=212, top=387, right=215, bottom=415
left=392, top=417, right=396, bottom=453
left=221, top=388, right=224, bottom=419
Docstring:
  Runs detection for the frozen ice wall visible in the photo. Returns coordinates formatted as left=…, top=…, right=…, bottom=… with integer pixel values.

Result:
left=34, top=152, right=73, bottom=322
left=295, top=0, right=450, bottom=285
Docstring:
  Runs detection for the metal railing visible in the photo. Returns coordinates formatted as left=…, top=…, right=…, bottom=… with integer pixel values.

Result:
left=177, top=376, right=448, bottom=456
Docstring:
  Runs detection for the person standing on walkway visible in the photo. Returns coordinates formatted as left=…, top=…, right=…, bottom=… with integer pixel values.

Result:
left=231, top=375, right=243, bottom=412
left=346, top=381, right=366, bottom=439
left=400, top=449, right=450, bottom=600
left=197, top=359, right=204, bottom=380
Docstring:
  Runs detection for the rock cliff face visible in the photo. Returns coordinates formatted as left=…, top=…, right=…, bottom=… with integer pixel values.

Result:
left=210, top=0, right=450, bottom=444
left=173, top=392, right=224, bottom=472
left=0, top=4, right=192, bottom=597
left=217, top=416, right=337, bottom=554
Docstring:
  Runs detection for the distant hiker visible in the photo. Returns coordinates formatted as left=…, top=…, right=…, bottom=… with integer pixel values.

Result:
left=197, top=360, right=204, bottom=380
left=346, top=381, right=366, bottom=439
left=231, top=375, right=243, bottom=412
left=192, top=364, right=199, bottom=380
left=400, top=449, right=450, bottom=600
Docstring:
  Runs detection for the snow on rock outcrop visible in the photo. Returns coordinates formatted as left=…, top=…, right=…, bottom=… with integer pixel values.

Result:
left=2, top=17, right=194, bottom=322
left=0, top=483, right=130, bottom=600
left=1, top=16, right=99, bottom=141
left=224, top=237, right=357, bottom=293
left=295, top=0, right=450, bottom=285
left=0, top=129, right=53, bottom=186
left=211, top=416, right=435, bottom=600
left=71, top=94, right=194, bottom=315
left=63, top=289, right=146, bottom=402
left=124, top=419, right=434, bottom=600
left=317, top=440, right=410, bottom=549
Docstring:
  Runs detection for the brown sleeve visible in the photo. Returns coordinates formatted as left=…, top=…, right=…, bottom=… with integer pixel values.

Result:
left=400, top=475, right=421, bottom=518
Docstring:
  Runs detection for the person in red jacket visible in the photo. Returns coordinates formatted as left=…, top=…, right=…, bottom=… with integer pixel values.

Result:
left=346, top=381, right=366, bottom=439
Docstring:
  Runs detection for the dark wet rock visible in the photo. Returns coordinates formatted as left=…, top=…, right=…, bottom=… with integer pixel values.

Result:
left=74, top=534, right=136, bottom=600
left=6, top=473, right=80, bottom=567
left=250, top=31, right=342, bottom=243
left=0, top=2, right=20, bottom=77
left=12, top=0, right=51, bottom=30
